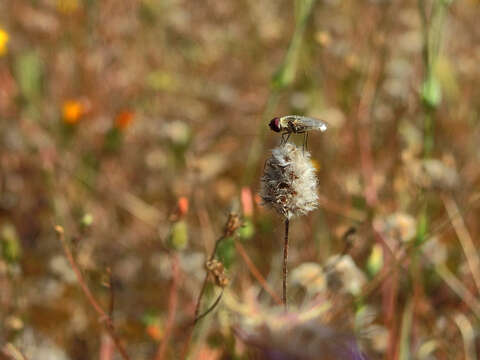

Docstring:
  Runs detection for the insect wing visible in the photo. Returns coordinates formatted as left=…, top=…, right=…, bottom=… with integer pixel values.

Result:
left=298, top=116, right=328, bottom=132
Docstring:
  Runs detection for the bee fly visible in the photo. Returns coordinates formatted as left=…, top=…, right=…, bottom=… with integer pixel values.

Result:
left=269, top=115, right=328, bottom=150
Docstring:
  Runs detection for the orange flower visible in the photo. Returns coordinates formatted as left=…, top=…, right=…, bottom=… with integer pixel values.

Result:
left=146, top=324, right=163, bottom=341
left=169, top=196, right=189, bottom=221
left=115, top=110, right=134, bottom=130
left=62, top=100, right=84, bottom=124
left=177, top=197, right=189, bottom=217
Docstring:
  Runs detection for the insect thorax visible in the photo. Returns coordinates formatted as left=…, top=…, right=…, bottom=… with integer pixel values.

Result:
left=288, top=120, right=304, bottom=133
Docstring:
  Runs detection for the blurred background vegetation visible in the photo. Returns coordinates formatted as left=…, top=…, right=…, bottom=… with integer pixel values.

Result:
left=1, top=0, right=480, bottom=359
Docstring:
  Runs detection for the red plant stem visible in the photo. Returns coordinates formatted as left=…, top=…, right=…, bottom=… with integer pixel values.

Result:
left=235, top=242, right=282, bottom=305
left=373, top=228, right=400, bottom=359
left=155, top=253, right=181, bottom=360
left=55, top=226, right=131, bottom=360
left=99, top=332, right=114, bottom=360
left=107, top=267, right=115, bottom=318
left=60, top=236, right=106, bottom=316
left=179, top=325, right=194, bottom=360
left=384, top=264, right=399, bottom=360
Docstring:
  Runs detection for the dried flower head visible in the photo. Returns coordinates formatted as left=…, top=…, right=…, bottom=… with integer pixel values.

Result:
left=291, top=262, right=326, bottom=295
left=373, top=212, right=417, bottom=244
left=260, top=143, right=318, bottom=219
left=227, top=293, right=368, bottom=360
left=246, top=321, right=368, bottom=360
left=224, top=212, right=242, bottom=237
left=206, top=259, right=229, bottom=288
left=325, top=255, right=367, bottom=296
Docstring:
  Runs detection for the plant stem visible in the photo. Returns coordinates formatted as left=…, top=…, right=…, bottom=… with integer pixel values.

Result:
left=54, top=226, right=131, bottom=360
left=235, top=241, right=282, bottom=305
left=282, top=219, right=290, bottom=310
left=193, top=234, right=225, bottom=322
left=155, top=253, right=180, bottom=360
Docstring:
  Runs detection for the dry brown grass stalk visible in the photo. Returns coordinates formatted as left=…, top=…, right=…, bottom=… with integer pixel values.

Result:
left=54, top=225, right=131, bottom=360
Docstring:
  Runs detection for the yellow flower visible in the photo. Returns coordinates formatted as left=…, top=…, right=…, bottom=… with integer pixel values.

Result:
left=62, top=100, right=84, bottom=124
left=56, top=0, right=80, bottom=14
left=0, top=29, right=9, bottom=56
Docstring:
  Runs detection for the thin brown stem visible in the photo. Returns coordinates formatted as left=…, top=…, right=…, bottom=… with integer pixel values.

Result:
left=235, top=242, right=282, bottom=305
left=192, top=212, right=241, bottom=324
left=184, top=213, right=241, bottom=358
left=193, top=275, right=209, bottom=321
left=106, top=267, right=115, bottom=319
left=155, top=253, right=181, bottom=360
left=54, top=226, right=131, bottom=360
left=193, top=235, right=224, bottom=322
left=282, top=219, right=290, bottom=310
left=194, top=289, right=224, bottom=323
left=329, top=196, right=480, bottom=321
left=442, top=195, right=480, bottom=295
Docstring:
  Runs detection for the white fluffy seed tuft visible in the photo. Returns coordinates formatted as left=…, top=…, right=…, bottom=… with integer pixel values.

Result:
left=260, top=143, right=319, bottom=219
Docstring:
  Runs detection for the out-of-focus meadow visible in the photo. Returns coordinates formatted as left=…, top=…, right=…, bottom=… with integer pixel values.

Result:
left=1, top=0, right=480, bottom=359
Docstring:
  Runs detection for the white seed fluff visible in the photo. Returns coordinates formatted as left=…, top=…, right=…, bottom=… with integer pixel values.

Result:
left=260, top=143, right=318, bottom=219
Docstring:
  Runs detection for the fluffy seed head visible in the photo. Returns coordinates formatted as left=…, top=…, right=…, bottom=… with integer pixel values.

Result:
left=260, top=143, right=318, bottom=219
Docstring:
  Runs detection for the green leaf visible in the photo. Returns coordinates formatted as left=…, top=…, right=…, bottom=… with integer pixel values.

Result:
left=1, top=223, right=22, bottom=263
left=138, top=0, right=159, bottom=25
left=238, top=218, right=255, bottom=241
left=421, top=73, right=442, bottom=109
left=271, top=0, right=317, bottom=90
left=15, top=52, right=44, bottom=102
left=366, top=244, right=383, bottom=277
left=167, top=221, right=188, bottom=251
left=141, top=309, right=160, bottom=326
left=416, top=208, right=428, bottom=246
left=399, top=300, right=414, bottom=360
left=104, top=127, right=123, bottom=152
left=80, top=213, right=94, bottom=228
left=145, top=71, right=178, bottom=92
left=216, top=236, right=236, bottom=269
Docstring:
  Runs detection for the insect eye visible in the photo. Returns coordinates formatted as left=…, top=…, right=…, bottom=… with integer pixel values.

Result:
left=269, top=118, right=281, bottom=132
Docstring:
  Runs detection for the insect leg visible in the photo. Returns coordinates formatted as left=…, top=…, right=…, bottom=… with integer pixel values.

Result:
left=285, top=133, right=291, bottom=144
left=295, top=131, right=307, bottom=153
left=281, top=132, right=291, bottom=145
